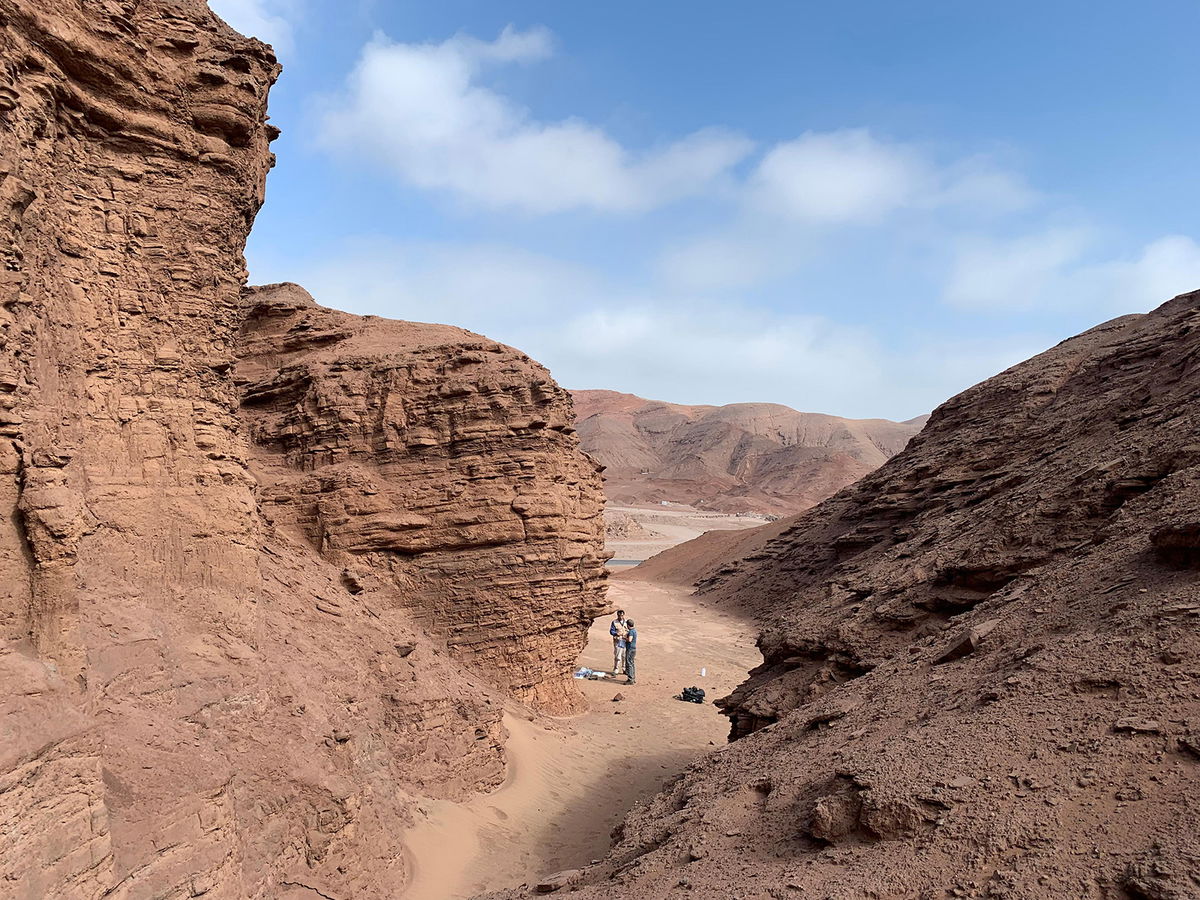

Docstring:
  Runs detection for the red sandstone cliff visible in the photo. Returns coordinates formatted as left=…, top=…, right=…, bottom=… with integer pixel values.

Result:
left=0, top=4, right=605, bottom=897
left=509, top=294, right=1200, bottom=899
left=236, top=283, right=607, bottom=714
left=573, top=389, right=922, bottom=516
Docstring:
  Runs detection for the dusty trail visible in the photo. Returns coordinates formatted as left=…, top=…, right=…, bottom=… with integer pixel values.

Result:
left=403, top=578, right=759, bottom=898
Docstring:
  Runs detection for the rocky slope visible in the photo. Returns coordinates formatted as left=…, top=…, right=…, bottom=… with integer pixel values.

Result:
left=511, top=293, right=1200, bottom=899
left=573, top=389, right=922, bottom=516
left=0, top=4, right=605, bottom=898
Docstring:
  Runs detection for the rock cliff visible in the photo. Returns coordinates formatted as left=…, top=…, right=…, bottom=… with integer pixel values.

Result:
left=235, top=283, right=607, bottom=713
left=0, top=3, right=605, bottom=897
left=573, top=389, right=922, bottom=516
left=515, top=293, right=1200, bottom=899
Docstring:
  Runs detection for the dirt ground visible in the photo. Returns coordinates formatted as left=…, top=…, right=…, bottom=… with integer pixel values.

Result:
left=604, top=502, right=767, bottom=563
left=402, top=577, right=759, bottom=898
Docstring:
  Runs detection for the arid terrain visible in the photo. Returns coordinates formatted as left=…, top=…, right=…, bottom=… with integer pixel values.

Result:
left=497, top=292, right=1200, bottom=899
left=404, top=577, right=758, bottom=899
left=574, top=389, right=924, bottom=517
left=604, top=502, right=769, bottom=566
left=4, top=4, right=1199, bottom=900
left=0, top=4, right=605, bottom=897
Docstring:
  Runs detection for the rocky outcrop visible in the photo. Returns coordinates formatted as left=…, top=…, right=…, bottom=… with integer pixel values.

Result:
left=510, top=293, right=1200, bottom=899
left=573, top=389, right=922, bottom=516
left=605, top=511, right=656, bottom=541
left=235, top=283, right=608, bottom=713
left=0, top=4, right=605, bottom=898
left=1, top=4, right=283, bottom=893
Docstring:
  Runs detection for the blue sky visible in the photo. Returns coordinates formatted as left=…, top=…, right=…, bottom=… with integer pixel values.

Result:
left=210, top=0, right=1200, bottom=420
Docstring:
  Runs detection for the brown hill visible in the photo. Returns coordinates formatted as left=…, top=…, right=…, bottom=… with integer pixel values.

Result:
left=0, top=5, right=604, bottom=898
left=518, top=291, right=1200, bottom=899
left=573, top=389, right=923, bottom=515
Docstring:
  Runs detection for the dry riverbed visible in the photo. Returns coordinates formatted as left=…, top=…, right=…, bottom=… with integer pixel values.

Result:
left=604, top=502, right=768, bottom=565
left=403, top=578, right=759, bottom=898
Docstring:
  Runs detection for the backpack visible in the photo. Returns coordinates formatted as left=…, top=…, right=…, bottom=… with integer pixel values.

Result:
left=680, top=686, right=706, bottom=704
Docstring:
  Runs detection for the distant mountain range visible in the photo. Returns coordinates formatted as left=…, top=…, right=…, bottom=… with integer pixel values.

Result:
left=572, top=390, right=925, bottom=516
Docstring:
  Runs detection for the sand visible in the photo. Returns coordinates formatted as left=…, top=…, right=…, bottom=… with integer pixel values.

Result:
left=604, top=502, right=768, bottom=565
left=403, top=578, right=760, bottom=898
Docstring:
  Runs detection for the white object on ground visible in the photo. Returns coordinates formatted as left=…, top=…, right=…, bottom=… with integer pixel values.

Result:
left=700, top=667, right=706, bottom=677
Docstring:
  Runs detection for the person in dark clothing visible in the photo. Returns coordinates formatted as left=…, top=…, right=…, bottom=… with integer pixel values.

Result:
left=624, top=619, right=637, bottom=684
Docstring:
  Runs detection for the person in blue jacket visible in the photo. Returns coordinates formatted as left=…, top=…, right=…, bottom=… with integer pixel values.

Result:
left=624, top=620, right=638, bottom=685
left=609, top=609, right=628, bottom=676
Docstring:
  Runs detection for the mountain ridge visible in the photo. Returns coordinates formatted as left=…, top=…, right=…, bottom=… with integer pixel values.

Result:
left=572, top=388, right=923, bottom=516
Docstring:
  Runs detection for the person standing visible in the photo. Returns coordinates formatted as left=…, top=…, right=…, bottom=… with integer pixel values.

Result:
left=610, top=609, right=628, bottom=676
left=624, top=619, right=638, bottom=685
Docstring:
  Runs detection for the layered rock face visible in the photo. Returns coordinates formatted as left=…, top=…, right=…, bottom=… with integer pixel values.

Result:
left=1, top=3, right=283, bottom=894
left=529, top=294, right=1200, bottom=899
left=573, top=389, right=922, bottom=516
left=235, top=283, right=607, bottom=713
left=0, top=4, right=605, bottom=898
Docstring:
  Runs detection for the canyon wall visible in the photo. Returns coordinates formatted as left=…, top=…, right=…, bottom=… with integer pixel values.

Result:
left=1, top=3, right=282, bottom=893
left=522, top=293, right=1200, bottom=899
left=235, top=283, right=608, bottom=713
left=0, top=3, right=606, bottom=897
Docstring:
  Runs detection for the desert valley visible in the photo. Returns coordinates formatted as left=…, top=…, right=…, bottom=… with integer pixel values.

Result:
left=2, top=3, right=1198, bottom=900
left=574, top=390, right=924, bottom=566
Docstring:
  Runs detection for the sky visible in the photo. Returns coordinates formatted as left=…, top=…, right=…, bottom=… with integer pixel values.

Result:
left=209, top=0, right=1200, bottom=421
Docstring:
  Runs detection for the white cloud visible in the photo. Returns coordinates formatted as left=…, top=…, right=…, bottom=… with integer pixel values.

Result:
left=750, top=130, right=930, bottom=224
left=318, top=27, right=753, bottom=214
left=319, top=30, right=1033, bottom=227
left=943, top=228, right=1094, bottom=310
left=286, top=239, right=598, bottom=326
left=748, top=129, right=1038, bottom=224
left=208, top=0, right=297, bottom=52
left=655, top=236, right=786, bottom=293
left=943, top=230, right=1200, bottom=312
left=547, top=306, right=1046, bottom=421
left=933, top=159, right=1040, bottom=215
left=261, top=238, right=1048, bottom=420
left=654, top=132, right=1040, bottom=295
left=1105, top=235, right=1200, bottom=310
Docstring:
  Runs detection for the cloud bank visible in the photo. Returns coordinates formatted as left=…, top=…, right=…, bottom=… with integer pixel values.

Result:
left=266, top=24, right=1200, bottom=419
left=945, top=232, right=1200, bottom=313
left=262, top=239, right=1043, bottom=420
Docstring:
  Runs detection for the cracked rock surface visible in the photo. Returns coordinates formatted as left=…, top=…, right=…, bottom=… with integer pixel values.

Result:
left=0, top=3, right=605, bottom=897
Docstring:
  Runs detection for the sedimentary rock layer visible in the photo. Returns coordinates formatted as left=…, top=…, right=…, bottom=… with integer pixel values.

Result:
left=514, top=293, right=1200, bottom=899
left=0, top=3, right=606, bottom=897
left=573, top=389, right=922, bottom=516
left=235, top=283, right=608, bottom=713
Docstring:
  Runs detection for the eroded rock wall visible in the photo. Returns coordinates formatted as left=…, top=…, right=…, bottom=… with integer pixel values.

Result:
left=0, top=3, right=280, bottom=894
left=234, top=283, right=609, bottom=713
left=0, top=3, right=606, bottom=897
left=519, top=293, right=1200, bottom=899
